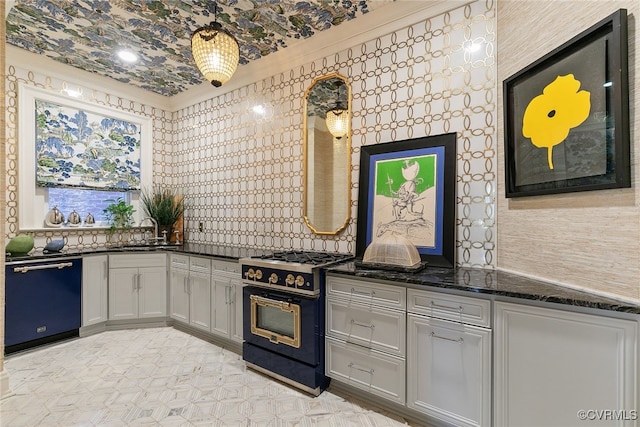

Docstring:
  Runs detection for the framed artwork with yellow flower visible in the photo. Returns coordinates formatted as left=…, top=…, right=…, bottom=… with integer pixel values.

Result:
left=503, top=9, right=630, bottom=198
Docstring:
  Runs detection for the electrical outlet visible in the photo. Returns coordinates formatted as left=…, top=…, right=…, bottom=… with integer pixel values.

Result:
left=198, top=222, right=204, bottom=232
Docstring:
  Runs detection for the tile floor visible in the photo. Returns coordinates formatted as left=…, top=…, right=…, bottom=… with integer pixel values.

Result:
left=1, top=327, right=421, bottom=426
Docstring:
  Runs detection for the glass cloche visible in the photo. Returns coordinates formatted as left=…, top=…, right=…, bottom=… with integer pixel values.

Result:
left=357, top=232, right=425, bottom=272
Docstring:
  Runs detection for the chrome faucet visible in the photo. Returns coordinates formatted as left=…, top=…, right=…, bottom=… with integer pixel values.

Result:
left=139, top=217, right=161, bottom=244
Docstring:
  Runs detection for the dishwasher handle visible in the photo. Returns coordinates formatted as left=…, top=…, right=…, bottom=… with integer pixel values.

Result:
left=13, top=262, right=74, bottom=274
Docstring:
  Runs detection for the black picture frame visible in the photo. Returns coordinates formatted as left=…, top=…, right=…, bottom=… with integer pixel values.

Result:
left=355, top=133, right=456, bottom=268
left=503, top=9, right=630, bottom=198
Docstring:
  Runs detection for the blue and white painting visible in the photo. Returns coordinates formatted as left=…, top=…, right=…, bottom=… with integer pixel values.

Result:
left=35, top=99, right=141, bottom=190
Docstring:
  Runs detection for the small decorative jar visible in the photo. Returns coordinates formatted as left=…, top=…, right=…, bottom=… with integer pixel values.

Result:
left=6, top=233, right=35, bottom=256
left=45, top=206, right=65, bottom=228
left=84, top=213, right=95, bottom=227
left=44, top=239, right=65, bottom=253
left=68, top=210, right=81, bottom=227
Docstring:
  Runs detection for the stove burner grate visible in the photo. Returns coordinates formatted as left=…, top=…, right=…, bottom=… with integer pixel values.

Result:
left=257, top=250, right=352, bottom=266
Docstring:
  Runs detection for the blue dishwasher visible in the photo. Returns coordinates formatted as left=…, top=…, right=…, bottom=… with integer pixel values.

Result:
left=5, top=258, right=82, bottom=354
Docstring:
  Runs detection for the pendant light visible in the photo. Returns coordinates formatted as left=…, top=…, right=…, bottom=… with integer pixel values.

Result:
left=326, top=79, right=349, bottom=139
left=325, top=109, right=348, bottom=139
left=191, top=2, right=240, bottom=87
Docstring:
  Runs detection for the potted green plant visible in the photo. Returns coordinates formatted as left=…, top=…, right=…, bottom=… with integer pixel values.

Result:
left=140, top=186, right=185, bottom=239
left=103, top=197, right=136, bottom=235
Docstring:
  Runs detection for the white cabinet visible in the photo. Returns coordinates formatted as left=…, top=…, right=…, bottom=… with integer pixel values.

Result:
left=494, top=301, right=638, bottom=427
left=210, top=259, right=243, bottom=343
left=82, top=254, right=108, bottom=327
left=169, top=254, right=212, bottom=332
left=325, top=276, right=406, bottom=404
left=169, top=260, right=189, bottom=323
left=109, top=253, right=167, bottom=320
left=406, top=289, right=492, bottom=427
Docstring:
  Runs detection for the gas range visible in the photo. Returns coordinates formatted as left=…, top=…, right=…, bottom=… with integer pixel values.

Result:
left=241, top=250, right=353, bottom=395
left=240, top=250, right=353, bottom=296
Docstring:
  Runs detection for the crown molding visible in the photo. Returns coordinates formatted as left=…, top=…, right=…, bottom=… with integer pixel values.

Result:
left=6, top=45, right=173, bottom=110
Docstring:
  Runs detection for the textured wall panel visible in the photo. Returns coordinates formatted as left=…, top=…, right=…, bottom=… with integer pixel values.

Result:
left=496, top=0, right=640, bottom=302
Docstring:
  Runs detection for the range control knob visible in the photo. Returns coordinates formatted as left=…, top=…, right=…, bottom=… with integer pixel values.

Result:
left=269, top=273, right=278, bottom=284
left=246, top=268, right=255, bottom=279
left=295, top=275, right=305, bottom=287
left=285, top=274, right=295, bottom=286
left=255, top=269, right=263, bottom=280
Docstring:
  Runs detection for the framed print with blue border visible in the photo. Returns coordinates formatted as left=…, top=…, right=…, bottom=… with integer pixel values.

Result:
left=356, top=133, right=457, bottom=268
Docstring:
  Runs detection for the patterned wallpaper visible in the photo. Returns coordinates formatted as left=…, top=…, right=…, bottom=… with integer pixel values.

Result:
left=173, top=0, right=497, bottom=268
left=5, top=0, right=497, bottom=269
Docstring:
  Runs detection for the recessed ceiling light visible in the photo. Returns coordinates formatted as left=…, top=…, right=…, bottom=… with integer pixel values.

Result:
left=117, top=49, right=138, bottom=63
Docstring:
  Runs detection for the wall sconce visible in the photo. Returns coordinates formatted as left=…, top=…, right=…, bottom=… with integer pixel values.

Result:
left=326, top=109, right=348, bottom=139
left=191, top=3, right=240, bottom=87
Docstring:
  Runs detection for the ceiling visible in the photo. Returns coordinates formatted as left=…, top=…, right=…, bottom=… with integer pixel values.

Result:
left=5, top=0, right=395, bottom=97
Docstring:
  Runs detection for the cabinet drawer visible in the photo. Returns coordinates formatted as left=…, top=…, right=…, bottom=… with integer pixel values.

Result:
left=326, top=298, right=405, bottom=356
left=189, top=257, right=211, bottom=274
left=211, top=259, right=240, bottom=274
left=109, top=253, right=166, bottom=269
left=170, top=254, right=189, bottom=270
left=408, top=289, right=491, bottom=327
left=326, top=337, right=405, bottom=404
left=326, top=276, right=406, bottom=310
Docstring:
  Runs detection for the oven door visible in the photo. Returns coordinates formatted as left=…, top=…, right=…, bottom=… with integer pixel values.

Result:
left=243, top=286, right=319, bottom=365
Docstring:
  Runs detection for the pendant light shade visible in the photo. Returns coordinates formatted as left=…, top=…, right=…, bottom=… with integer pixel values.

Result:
left=326, top=109, right=348, bottom=139
left=191, top=21, right=240, bottom=87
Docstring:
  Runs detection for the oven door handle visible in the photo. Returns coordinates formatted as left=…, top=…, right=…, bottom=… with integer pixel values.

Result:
left=252, top=295, right=296, bottom=311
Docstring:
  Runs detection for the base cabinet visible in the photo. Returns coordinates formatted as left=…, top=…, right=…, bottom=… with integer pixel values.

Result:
left=109, top=254, right=167, bottom=320
left=82, top=255, right=108, bottom=327
left=325, top=276, right=407, bottom=404
left=407, top=314, right=491, bottom=427
left=494, top=301, right=638, bottom=427
left=211, top=260, right=243, bottom=343
left=406, top=288, right=492, bottom=427
left=169, top=254, right=212, bottom=332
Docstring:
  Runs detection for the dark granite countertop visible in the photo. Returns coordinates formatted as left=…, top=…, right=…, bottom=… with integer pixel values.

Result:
left=6, top=246, right=638, bottom=315
left=5, top=242, right=270, bottom=264
left=328, top=262, right=640, bottom=315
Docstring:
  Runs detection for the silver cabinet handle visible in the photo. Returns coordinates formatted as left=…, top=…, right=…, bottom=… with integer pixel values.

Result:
left=137, top=273, right=141, bottom=290
left=430, top=300, right=464, bottom=313
left=348, top=362, right=374, bottom=375
left=430, top=331, right=464, bottom=344
left=350, top=319, right=375, bottom=330
left=183, top=277, right=187, bottom=294
left=103, top=261, right=108, bottom=280
left=350, top=287, right=376, bottom=297
left=133, top=274, right=137, bottom=292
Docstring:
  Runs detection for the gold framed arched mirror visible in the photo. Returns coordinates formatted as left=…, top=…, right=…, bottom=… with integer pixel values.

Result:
left=303, top=72, right=351, bottom=235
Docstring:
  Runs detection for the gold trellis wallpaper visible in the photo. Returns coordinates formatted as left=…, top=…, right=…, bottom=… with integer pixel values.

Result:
left=173, top=0, right=496, bottom=268
left=4, top=0, right=496, bottom=269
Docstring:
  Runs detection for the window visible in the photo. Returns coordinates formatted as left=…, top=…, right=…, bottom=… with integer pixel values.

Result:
left=18, top=83, right=152, bottom=229
left=48, top=188, right=129, bottom=224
